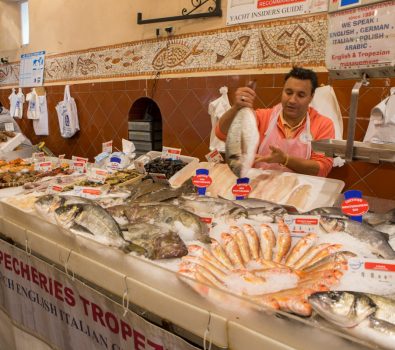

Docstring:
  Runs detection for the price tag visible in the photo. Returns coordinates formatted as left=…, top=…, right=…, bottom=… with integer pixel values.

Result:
left=339, top=258, right=395, bottom=295
left=72, top=161, right=87, bottom=174
left=192, top=174, right=212, bottom=188
left=149, top=173, right=169, bottom=184
left=4, top=123, right=14, bottom=132
left=205, top=149, right=223, bottom=163
left=107, top=155, right=122, bottom=171
left=161, top=146, right=181, bottom=160
left=33, top=152, right=45, bottom=160
left=46, top=184, right=65, bottom=194
left=73, top=186, right=103, bottom=199
left=72, top=156, right=89, bottom=163
left=283, top=215, right=320, bottom=237
left=102, top=140, right=113, bottom=154
left=34, top=161, right=52, bottom=172
left=87, top=167, right=108, bottom=184
left=341, top=198, right=369, bottom=217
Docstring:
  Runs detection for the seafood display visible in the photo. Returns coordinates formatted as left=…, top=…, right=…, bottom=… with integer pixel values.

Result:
left=144, top=157, right=188, bottom=179
left=178, top=219, right=354, bottom=317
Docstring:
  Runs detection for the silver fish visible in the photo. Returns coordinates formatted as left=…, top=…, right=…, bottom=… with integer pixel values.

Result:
left=309, top=291, right=395, bottom=350
left=225, top=107, right=260, bottom=178
left=107, top=203, right=210, bottom=243
left=375, top=223, right=395, bottom=236
left=35, top=194, right=94, bottom=217
left=319, top=215, right=395, bottom=259
left=54, top=204, right=124, bottom=243
left=167, top=194, right=247, bottom=221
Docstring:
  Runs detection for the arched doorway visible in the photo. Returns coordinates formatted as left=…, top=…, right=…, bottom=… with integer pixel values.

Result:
left=128, top=97, right=162, bottom=156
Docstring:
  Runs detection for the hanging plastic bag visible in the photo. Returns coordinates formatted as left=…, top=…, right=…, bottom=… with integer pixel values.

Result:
left=8, top=88, right=25, bottom=119
left=55, top=85, right=80, bottom=138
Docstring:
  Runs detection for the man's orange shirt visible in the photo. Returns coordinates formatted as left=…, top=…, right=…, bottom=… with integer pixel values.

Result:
left=215, top=106, right=335, bottom=177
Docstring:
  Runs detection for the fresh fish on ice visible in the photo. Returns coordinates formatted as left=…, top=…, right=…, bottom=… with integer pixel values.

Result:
left=309, top=291, right=395, bottom=350
left=225, top=107, right=259, bottom=178
left=319, top=215, right=395, bottom=259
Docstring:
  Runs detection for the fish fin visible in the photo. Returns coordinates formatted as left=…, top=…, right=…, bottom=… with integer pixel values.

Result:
left=121, top=241, right=147, bottom=256
left=71, top=223, right=93, bottom=235
left=216, top=54, right=225, bottom=63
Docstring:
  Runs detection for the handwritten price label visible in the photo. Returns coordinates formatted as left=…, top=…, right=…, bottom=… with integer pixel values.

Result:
left=205, top=149, right=223, bottom=163
left=161, top=146, right=181, bottom=160
left=87, top=167, right=108, bottom=184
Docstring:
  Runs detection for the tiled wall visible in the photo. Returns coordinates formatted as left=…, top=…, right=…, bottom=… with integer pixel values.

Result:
left=1, top=73, right=395, bottom=199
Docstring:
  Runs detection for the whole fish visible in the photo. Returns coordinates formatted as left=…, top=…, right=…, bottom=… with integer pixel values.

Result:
left=106, top=203, right=210, bottom=243
left=167, top=194, right=247, bottom=221
left=374, top=223, right=395, bottom=236
left=225, top=107, right=260, bottom=178
left=319, top=215, right=395, bottom=259
left=123, top=223, right=188, bottom=259
left=35, top=194, right=93, bottom=217
left=309, top=291, right=395, bottom=350
left=54, top=204, right=124, bottom=244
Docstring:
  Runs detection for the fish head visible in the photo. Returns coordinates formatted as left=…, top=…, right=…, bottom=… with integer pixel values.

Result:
left=319, top=216, right=346, bottom=233
left=35, top=194, right=63, bottom=214
left=54, top=204, right=81, bottom=228
left=309, top=291, right=377, bottom=328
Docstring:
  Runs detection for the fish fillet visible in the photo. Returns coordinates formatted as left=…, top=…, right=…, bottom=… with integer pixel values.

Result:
left=262, top=174, right=299, bottom=203
left=286, top=184, right=311, bottom=210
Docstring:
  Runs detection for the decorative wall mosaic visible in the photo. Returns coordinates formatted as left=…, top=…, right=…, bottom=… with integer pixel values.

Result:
left=0, top=14, right=327, bottom=87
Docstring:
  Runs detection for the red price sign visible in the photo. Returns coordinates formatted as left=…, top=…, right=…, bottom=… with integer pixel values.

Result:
left=341, top=198, right=369, bottom=216
left=192, top=175, right=212, bottom=188
left=232, top=184, right=251, bottom=197
left=365, top=261, right=395, bottom=272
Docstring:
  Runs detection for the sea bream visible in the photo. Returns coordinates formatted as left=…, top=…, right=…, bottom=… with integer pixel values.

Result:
left=225, top=107, right=260, bottom=178
left=106, top=202, right=210, bottom=243
left=319, top=215, right=395, bottom=259
left=54, top=203, right=125, bottom=246
left=309, top=291, right=395, bottom=350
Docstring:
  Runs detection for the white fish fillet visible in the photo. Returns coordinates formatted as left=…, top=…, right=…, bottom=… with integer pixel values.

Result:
left=286, top=184, right=312, bottom=210
left=225, top=108, right=260, bottom=178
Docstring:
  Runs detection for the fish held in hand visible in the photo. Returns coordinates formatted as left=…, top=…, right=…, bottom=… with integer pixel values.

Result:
left=225, top=107, right=260, bottom=177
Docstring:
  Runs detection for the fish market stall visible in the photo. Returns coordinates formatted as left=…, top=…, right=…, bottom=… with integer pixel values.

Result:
left=0, top=156, right=394, bottom=350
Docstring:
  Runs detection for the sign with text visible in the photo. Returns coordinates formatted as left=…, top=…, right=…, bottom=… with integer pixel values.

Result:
left=0, top=240, right=199, bottom=350
left=19, top=51, right=45, bottom=87
left=226, top=0, right=327, bottom=25
left=326, top=0, right=395, bottom=70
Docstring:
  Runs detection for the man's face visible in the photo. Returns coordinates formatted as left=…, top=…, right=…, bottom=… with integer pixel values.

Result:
left=281, top=77, right=314, bottom=121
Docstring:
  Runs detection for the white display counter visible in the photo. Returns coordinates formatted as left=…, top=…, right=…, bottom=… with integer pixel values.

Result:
left=0, top=197, right=377, bottom=350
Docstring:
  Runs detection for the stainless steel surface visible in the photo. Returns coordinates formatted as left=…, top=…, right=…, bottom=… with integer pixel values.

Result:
left=328, top=66, right=395, bottom=80
left=312, top=139, right=395, bottom=163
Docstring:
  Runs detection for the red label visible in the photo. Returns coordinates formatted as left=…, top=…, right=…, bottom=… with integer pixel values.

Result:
left=232, top=184, right=252, bottom=197
left=258, top=0, right=303, bottom=8
left=295, top=218, right=319, bottom=225
left=341, top=198, right=369, bottom=216
left=192, top=175, right=212, bottom=188
left=52, top=186, right=63, bottom=192
left=200, top=217, right=213, bottom=224
left=82, top=188, right=101, bottom=195
left=365, top=262, right=395, bottom=272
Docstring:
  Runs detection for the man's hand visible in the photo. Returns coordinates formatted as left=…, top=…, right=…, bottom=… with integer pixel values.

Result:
left=254, top=145, right=287, bottom=165
left=234, top=87, right=256, bottom=109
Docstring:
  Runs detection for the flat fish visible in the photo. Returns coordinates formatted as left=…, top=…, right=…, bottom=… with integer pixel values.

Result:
left=225, top=107, right=260, bottom=178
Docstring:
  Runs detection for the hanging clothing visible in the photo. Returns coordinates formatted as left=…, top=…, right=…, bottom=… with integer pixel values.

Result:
left=255, top=104, right=312, bottom=172
left=8, top=88, right=25, bottom=119
left=208, top=86, right=230, bottom=152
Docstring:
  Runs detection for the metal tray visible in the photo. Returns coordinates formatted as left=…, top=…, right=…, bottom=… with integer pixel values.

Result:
left=312, top=139, right=395, bottom=163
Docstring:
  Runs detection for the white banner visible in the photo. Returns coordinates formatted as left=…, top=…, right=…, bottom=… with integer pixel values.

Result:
left=226, top=0, right=327, bottom=25
left=0, top=240, right=199, bottom=350
left=326, top=0, right=395, bottom=70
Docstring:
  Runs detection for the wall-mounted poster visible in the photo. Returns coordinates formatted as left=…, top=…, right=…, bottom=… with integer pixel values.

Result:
left=326, top=0, right=395, bottom=71
left=226, top=0, right=328, bottom=25
left=19, top=50, right=45, bottom=87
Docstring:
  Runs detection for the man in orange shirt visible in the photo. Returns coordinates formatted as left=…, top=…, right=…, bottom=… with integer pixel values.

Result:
left=215, top=67, right=334, bottom=177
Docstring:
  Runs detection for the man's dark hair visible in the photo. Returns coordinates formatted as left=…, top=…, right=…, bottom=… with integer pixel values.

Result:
left=284, top=66, right=318, bottom=95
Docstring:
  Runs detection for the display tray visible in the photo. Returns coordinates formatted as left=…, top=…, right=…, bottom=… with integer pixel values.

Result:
left=0, top=199, right=378, bottom=350
left=0, top=133, right=25, bottom=155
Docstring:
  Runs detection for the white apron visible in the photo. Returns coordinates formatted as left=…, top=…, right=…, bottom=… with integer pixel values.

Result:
left=256, top=104, right=312, bottom=172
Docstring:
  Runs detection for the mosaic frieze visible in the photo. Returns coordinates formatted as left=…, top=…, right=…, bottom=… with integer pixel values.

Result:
left=0, top=14, right=327, bottom=86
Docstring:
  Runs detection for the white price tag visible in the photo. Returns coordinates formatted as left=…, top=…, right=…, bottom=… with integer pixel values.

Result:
left=102, top=140, right=113, bottom=154
left=46, top=184, right=65, bottom=194
left=4, top=123, right=14, bottom=132
left=34, top=161, right=52, bottom=172
left=205, top=149, right=223, bottom=163
left=149, top=173, right=169, bottom=184
left=161, top=146, right=181, bottom=160
left=72, top=161, right=87, bottom=174
left=32, top=152, right=45, bottom=160
left=72, top=156, right=88, bottom=163
left=73, top=186, right=103, bottom=199
left=87, top=167, right=108, bottom=184
left=338, top=258, right=395, bottom=295
left=283, top=215, right=320, bottom=237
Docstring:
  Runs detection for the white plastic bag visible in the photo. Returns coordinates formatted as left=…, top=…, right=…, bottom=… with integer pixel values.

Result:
left=55, top=85, right=80, bottom=138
